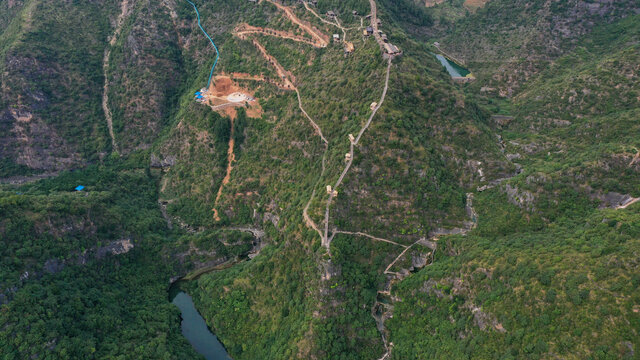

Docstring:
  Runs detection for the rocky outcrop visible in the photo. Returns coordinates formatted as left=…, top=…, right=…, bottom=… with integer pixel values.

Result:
left=592, top=191, right=639, bottom=209
left=504, top=184, right=535, bottom=211
left=150, top=153, right=177, bottom=168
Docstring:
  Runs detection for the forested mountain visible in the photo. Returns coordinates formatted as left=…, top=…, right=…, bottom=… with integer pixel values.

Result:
left=1, top=0, right=638, bottom=359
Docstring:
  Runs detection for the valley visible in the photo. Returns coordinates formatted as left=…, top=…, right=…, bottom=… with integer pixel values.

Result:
left=1, top=0, right=639, bottom=359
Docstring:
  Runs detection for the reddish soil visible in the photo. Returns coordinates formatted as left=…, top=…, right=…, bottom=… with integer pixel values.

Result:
left=207, top=75, right=263, bottom=221
left=206, top=75, right=263, bottom=119
left=250, top=39, right=296, bottom=90
left=264, top=0, right=329, bottom=46
left=236, top=24, right=323, bottom=48
left=213, top=132, right=235, bottom=221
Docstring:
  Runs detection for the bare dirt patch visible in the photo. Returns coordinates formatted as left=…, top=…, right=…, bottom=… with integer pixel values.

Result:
left=425, top=0, right=445, bottom=7
left=464, top=0, right=490, bottom=11
left=205, top=75, right=262, bottom=119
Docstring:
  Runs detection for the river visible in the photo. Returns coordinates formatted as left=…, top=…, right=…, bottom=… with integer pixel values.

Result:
left=171, top=291, right=231, bottom=360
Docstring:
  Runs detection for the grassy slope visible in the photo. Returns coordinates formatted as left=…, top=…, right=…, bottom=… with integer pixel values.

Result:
left=497, top=16, right=640, bottom=215
left=388, top=190, right=640, bottom=359
left=386, top=14, right=640, bottom=360
left=180, top=0, right=510, bottom=358
left=1, top=0, right=639, bottom=359
left=391, top=188, right=640, bottom=359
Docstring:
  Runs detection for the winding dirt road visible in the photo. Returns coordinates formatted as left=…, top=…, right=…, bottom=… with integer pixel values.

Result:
left=219, top=0, right=330, bottom=223
left=266, top=0, right=328, bottom=47
left=236, top=24, right=325, bottom=48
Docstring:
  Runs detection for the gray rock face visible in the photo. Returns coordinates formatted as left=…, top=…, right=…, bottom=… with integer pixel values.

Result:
left=321, top=260, right=341, bottom=281
left=417, top=238, right=437, bottom=250
left=263, top=212, right=280, bottom=228
left=506, top=153, right=521, bottom=161
left=150, top=153, right=176, bottom=168
left=428, top=227, right=466, bottom=237
left=504, top=184, right=535, bottom=211
left=411, top=253, right=428, bottom=269
left=595, top=192, right=636, bottom=209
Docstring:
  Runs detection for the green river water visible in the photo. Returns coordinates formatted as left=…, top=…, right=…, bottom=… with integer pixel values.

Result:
left=172, top=291, right=231, bottom=360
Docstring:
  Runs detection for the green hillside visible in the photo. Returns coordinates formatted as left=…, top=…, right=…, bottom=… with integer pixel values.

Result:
left=1, top=0, right=639, bottom=359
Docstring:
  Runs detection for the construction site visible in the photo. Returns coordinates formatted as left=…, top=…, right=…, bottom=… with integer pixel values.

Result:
left=195, top=75, right=262, bottom=118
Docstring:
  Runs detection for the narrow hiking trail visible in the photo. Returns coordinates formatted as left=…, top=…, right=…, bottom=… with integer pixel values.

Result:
left=383, top=238, right=427, bottom=275
left=295, top=88, right=328, bottom=144
left=334, top=230, right=407, bottom=248
left=367, top=193, right=478, bottom=359
left=303, top=152, right=328, bottom=239
left=248, top=39, right=297, bottom=89
left=102, top=0, right=130, bottom=155
left=628, top=148, right=640, bottom=167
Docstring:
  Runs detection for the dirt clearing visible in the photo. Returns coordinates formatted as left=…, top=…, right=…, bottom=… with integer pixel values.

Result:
left=464, top=0, right=490, bottom=11
left=205, top=75, right=262, bottom=119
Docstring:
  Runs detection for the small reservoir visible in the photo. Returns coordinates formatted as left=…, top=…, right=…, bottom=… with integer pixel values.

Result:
left=435, top=54, right=471, bottom=78
left=172, top=291, right=231, bottom=360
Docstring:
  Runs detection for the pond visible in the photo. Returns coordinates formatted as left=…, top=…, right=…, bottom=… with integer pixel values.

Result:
left=172, top=291, right=231, bottom=360
left=435, top=54, right=471, bottom=78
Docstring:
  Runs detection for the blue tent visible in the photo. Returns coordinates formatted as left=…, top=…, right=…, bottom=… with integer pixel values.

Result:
left=75, top=185, right=85, bottom=191
left=196, top=95, right=204, bottom=99
left=195, top=91, right=201, bottom=95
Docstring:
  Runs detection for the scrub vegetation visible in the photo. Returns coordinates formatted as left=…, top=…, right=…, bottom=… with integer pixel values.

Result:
left=1, top=0, right=639, bottom=359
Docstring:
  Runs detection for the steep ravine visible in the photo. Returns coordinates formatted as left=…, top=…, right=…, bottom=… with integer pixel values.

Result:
left=102, top=0, right=131, bottom=155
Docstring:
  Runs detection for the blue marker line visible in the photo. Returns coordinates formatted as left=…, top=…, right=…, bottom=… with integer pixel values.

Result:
left=185, top=0, right=219, bottom=88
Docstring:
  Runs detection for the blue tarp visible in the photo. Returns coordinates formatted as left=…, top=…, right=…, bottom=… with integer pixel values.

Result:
left=196, top=95, right=203, bottom=99
left=195, top=92, right=201, bottom=95
left=75, top=185, right=85, bottom=191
